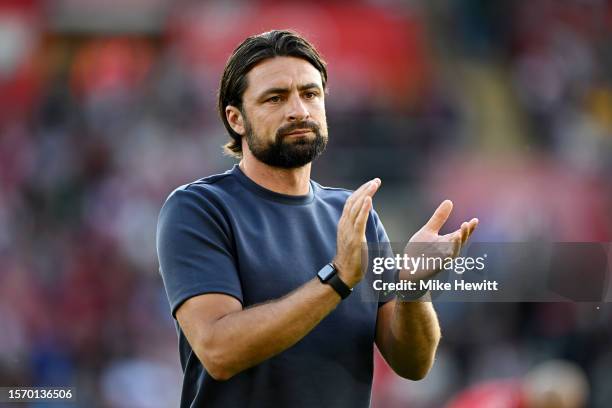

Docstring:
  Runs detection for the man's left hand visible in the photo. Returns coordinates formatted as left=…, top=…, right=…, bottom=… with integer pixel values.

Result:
left=400, top=200, right=478, bottom=282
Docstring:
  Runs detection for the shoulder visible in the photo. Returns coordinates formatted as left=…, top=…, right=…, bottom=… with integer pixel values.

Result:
left=159, top=169, right=240, bottom=225
left=163, top=170, right=236, bottom=208
left=157, top=172, right=239, bottom=247
left=311, top=180, right=352, bottom=205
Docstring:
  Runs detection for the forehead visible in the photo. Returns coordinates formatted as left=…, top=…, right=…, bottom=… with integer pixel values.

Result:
left=244, top=56, right=323, bottom=97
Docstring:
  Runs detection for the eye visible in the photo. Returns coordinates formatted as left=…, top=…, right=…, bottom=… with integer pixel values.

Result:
left=304, top=91, right=318, bottom=99
left=267, top=95, right=282, bottom=103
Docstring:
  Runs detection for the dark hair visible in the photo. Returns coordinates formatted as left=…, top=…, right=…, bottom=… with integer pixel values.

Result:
left=218, top=30, right=327, bottom=158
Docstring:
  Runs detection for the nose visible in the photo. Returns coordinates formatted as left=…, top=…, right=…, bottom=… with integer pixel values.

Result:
left=286, top=93, right=310, bottom=122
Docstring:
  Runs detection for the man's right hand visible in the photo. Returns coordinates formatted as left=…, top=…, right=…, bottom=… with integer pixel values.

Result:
left=333, top=178, right=381, bottom=288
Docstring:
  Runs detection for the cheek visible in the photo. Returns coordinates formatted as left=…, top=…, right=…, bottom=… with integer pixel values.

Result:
left=313, top=106, right=327, bottom=129
left=253, top=112, right=282, bottom=135
left=312, top=101, right=326, bottom=120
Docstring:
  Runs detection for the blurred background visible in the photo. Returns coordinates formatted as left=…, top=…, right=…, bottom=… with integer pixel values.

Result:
left=0, top=0, right=611, bottom=407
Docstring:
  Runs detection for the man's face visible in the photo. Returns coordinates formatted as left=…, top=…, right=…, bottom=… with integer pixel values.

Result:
left=235, top=56, right=328, bottom=168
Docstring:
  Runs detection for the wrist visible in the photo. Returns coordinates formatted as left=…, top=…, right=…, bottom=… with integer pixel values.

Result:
left=395, top=272, right=430, bottom=301
left=396, top=287, right=430, bottom=301
left=317, top=263, right=353, bottom=299
left=331, top=260, right=360, bottom=289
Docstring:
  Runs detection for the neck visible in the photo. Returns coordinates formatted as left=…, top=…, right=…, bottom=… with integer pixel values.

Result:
left=239, top=154, right=311, bottom=196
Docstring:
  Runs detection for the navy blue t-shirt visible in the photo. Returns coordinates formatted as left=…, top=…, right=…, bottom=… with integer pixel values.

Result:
left=156, top=165, right=392, bottom=408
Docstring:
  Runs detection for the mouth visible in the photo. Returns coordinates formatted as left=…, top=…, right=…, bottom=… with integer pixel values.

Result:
left=284, top=129, right=313, bottom=137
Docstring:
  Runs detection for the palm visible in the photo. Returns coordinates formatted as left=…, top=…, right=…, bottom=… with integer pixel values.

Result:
left=402, top=200, right=478, bottom=281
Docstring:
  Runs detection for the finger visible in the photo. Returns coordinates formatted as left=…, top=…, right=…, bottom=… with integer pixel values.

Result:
left=462, top=218, right=478, bottom=242
left=348, top=179, right=380, bottom=219
left=364, top=178, right=381, bottom=198
left=453, top=231, right=462, bottom=257
left=444, top=219, right=475, bottom=243
left=461, top=222, right=469, bottom=244
left=343, top=179, right=373, bottom=214
left=349, top=195, right=367, bottom=220
left=424, top=200, right=453, bottom=233
left=355, top=196, right=372, bottom=237
left=453, top=235, right=463, bottom=258
left=343, top=180, right=374, bottom=214
left=352, top=178, right=380, bottom=200
left=467, top=218, right=479, bottom=238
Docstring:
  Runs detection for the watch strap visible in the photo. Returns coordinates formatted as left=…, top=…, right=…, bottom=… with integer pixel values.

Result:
left=327, top=273, right=352, bottom=299
left=396, top=287, right=429, bottom=301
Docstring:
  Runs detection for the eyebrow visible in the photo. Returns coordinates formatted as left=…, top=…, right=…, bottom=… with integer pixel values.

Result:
left=257, top=83, right=322, bottom=100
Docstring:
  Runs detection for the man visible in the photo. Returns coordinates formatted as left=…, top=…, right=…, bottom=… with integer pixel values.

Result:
left=156, top=30, right=478, bottom=407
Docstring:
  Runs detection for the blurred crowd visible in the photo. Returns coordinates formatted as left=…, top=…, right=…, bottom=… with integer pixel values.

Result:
left=0, top=0, right=610, bottom=407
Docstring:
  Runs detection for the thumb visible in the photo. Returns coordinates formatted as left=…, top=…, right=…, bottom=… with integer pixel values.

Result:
left=423, top=200, right=453, bottom=233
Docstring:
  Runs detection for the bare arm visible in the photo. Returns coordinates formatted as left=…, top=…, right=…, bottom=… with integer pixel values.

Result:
left=177, top=279, right=341, bottom=381
left=176, top=178, right=381, bottom=381
left=375, top=298, right=440, bottom=380
left=375, top=200, right=478, bottom=380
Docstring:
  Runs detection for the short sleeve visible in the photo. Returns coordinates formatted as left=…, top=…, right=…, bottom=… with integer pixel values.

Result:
left=370, top=210, right=397, bottom=307
left=156, top=187, right=243, bottom=317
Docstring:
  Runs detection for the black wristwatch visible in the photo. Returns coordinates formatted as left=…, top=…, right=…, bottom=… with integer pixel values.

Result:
left=317, top=263, right=352, bottom=299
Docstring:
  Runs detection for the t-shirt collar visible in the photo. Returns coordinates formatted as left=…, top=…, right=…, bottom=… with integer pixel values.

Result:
left=231, top=164, right=315, bottom=205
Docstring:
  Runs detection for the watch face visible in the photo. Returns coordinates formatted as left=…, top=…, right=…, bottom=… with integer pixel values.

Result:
left=317, top=264, right=336, bottom=282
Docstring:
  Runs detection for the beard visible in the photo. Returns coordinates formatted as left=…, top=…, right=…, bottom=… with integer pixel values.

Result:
left=244, top=115, right=328, bottom=169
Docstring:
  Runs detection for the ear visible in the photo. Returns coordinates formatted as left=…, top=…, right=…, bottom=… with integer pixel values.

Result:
left=226, top=106, right=245, bottom=136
